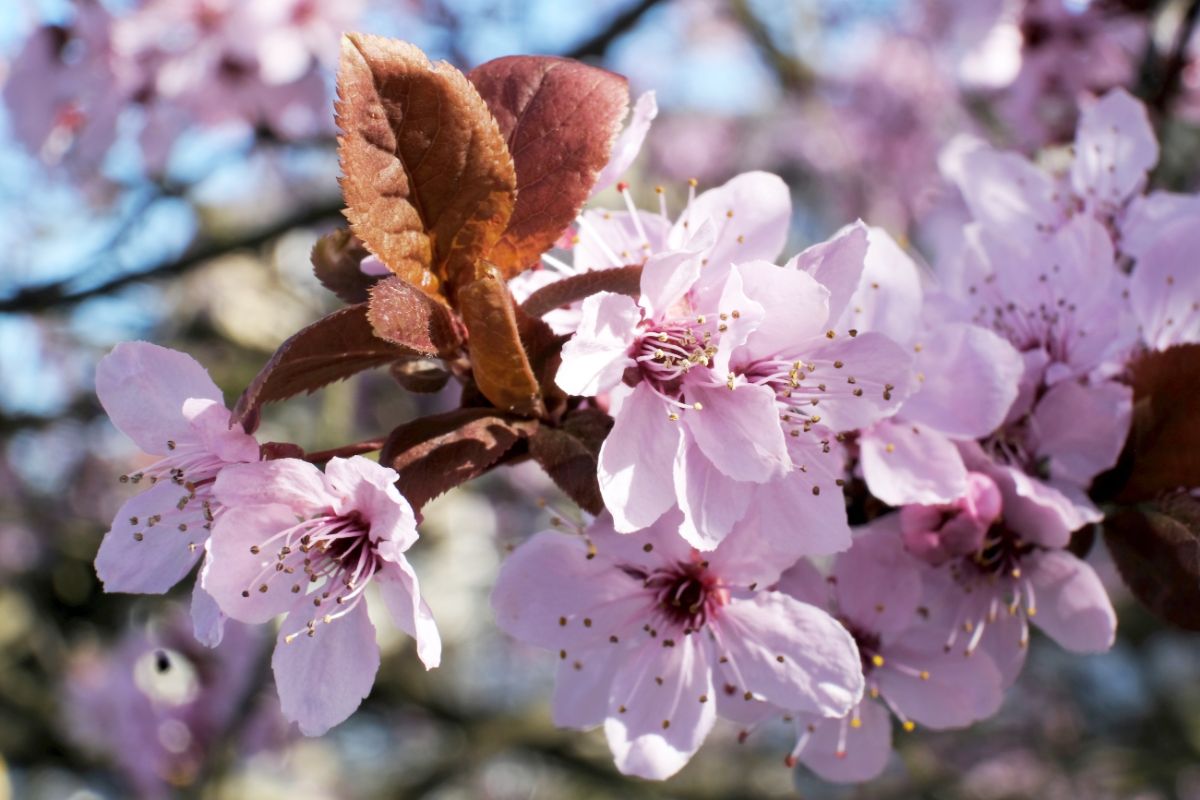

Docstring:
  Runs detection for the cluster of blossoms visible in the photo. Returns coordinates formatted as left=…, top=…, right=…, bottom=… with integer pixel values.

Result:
left=90, top=33, right=1198, bottom=788
left=4, top=0, right=358, bottom=177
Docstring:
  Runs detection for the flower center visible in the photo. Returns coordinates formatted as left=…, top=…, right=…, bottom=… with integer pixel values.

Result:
left=632, top=318, right=718, bottom=395
left=118, top=437, right=223, bottom=550
left=643, top=561, right=726, bottom=631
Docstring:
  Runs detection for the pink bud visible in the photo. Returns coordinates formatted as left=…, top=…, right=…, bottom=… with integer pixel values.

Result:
left=899, top=472, right=1002, bottom=565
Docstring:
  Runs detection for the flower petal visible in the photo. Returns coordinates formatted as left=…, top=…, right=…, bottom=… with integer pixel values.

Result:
left=604, top=634, right=717, bottom=780
left=674, top=435, right=753, bottom=550
left=795, top=700, right=892, bottom=784
left=791, top=220, right=869, bottom=326
left=213, top=459, right=331, bottom=515
left=736, top=259, right=831, bottom=357
left=901, top=323, right=1023, bottom=438
left=96, top=341, right=224, bottom=455
left=1072, top=88, right=1157, bottom=212
left=95, top=481, right=207, bottom=594
left=376, top=556, right=442, bottom=669
left=491, top=531, right=644, bottom=651
left=556, top=292, right=640, bottom=396
left=191, top=552, right=226, bottom=647
left=1026, top=550, right=1116, bottom=653
left=553, top=642, right=627, bottom=729
left=206, top=504, right=309, bottom=623
left=273, top=599, right=380, bottom=736
left=860, top=420, right=967, bottom=506
left=593, top=90, right=657, bottom=195
left=715, top=592, right=863, bottom=715
left=598, top=383, right=684, bottom=532
left=875, top=638, right=1004, bottom=729
left=1032, top=380, right=1132, bottom=487
left=801, top=331, right=913, bottom=431
left=683, top=379, right=788, bottom=483
left=833, top=519, right=923, bottom=637
left=323, top=456, right=415, bottom=549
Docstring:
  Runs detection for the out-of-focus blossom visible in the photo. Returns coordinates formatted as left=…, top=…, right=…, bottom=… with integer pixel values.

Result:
left=207, top=456, right=440, bottom=735
left=94, top=342, right=260, bottom=645
left=2, top=1, right=128, bottom=177
left=491, top=512, right=864, bottom=780
left=64, top=608, right=283, bottom=799
left=777, top=519, right=1004, bottom=783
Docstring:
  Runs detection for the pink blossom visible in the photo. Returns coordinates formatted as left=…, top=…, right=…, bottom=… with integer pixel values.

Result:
left=919, top=443, right=1117, bottom=686
left=206, top=456, right=440, bottom=735
left=491, top=512, right=864, bottom=780
left=592, top=91, right=658, bottom=195
left=3, top=3, right=128, bottom=175
left=846, top=227, right=1023, bottom=505
left=776, top=518, right=1004, bottom=783
left=94, top=342, right=260, bottom=645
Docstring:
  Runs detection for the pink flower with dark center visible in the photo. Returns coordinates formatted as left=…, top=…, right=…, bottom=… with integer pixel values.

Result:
left=774, top=519, right=1004, bottom=783
left=491, top=512, right=863, bottom=780
left=206, top=456, right=440, bottom=735
left=918, top=443, right=1116, bottom=686
left=899, top=471, right=1003, bottom=565
left=94, top=342, right=260, bottom=645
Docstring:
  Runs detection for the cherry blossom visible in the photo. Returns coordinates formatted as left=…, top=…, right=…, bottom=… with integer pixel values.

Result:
left=206, top=456, right=440, bottom=735
left=763, top=519, right=1002, bottom=782
left=491, top=512, right=864, bottom=780
left=94, top=342, right=260, bottom=645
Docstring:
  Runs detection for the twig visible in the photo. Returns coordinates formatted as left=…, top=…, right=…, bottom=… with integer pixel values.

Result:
left=0, top=200, right=344, bottom=315
left=566, top=0, right=670, bottom=61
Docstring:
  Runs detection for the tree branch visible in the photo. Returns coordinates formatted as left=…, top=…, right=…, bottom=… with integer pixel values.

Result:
left=566, top=0, right=669, bottom=61
left=0, top=199, right=344, bottom=315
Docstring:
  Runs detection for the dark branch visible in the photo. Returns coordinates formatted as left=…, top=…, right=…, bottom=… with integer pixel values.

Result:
left=1138, top=0, right=1200, bottom=114
left=565, top=0, right=669, bottom=61
left=0, top=199, right=344, bottom=315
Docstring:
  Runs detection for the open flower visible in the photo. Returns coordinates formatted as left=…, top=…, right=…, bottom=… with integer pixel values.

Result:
left=776, top=519, right=1004, bottom=783
left=918, top=444, right=1117, bottom=686
left=491, top=512, right=863, bottom=780
left=206, top=456, right=440, bottom=735
left=94, top=342, right=260, bottom=644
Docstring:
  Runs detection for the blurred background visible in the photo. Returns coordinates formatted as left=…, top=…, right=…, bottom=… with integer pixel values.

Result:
left=3, top=0, right=1200, bottom=797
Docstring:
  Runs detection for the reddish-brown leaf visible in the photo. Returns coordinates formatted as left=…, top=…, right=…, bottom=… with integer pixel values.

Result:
left=367, top=276, right=463, bottom=357
left=529, top=408, right=613, bottom=513
left=1104, top=497, right=1200, bottom=630
left=337, top=34, right=517, bottom=299
left=381, top=408, right=538, bottom=510
left=311, top=228, right=377, bottom=304
left=1117, top=344, right=1200, bottom=502
left=468, top=56, right=628, bottom=277
left=519, top=264, right=643, bottom=318
left=458, top=266, right=545, bottom=417
left=232, top=304, right=408, bottom=425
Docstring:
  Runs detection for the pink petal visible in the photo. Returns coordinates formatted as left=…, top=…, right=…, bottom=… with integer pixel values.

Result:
left=552, top=642, right=626, bottom=729
left=586, top=510, right=693, bottom=573
left=840, top=227, right=925, bottom=343
left=1121, top=190, right=1200, bottom=260
left=735, top=259, right=831, bottom=357
left=833, top=520, right=923, bottom=637
left=1026, top=550, right=1116, bottom=653
left=1032, top=380, right=1132, bottom=487
left=206, top=504, right=308, bottom=623
left=860, top=420, right=967, bottom=506
left=902, top=323, right=1023, bottom=438
left=323, top=456, right=415, bottom=548
left=185, top=400, right=260, bottom=463
left=639, top=249, right=704, bottom=320
left=946, top=143, right=1062, bottom=243
left=272, top=599, right=380, bottom=736
left=674, top=435, right=753, bottom=550
left=730, top=467, right=852, bottom=575
left=603, top=635, right=717, bottom=780
left=593, top=91, right=657, bottom=195
left=775, top=559, right=830, bottom=608
left=1072, top=88, right=1157, bottom=211
left=598, top=383, right=684, bottom=532
left=796, top=700, right=892, bottom=783
left=491, top=532, right=644, bottom=651
left=790, top=220, right=869, bottom=325
left=678, top=171, right=791, bottom=291
left=683, top=379, right=788, bottom=483
left=715, top=592, right=863, bottom=715
left=95, top=481, right=207, bottom=594
left=96, top=341, right=225, bottom=455
left=376, top=556, right=442, bottom=669
left=574, top=209, right=671, bottom=271
left=213, top=459, right=331, bottom=515
left=191, top=553, right=226, bottom=647
left=875, top=638, right=1004, bottom=729
left=556, top=292, right=640, bottom=396
left=802, top=332, right=913, bottom=431
left=1129, top=219, right=1200, bottom=349
left=707, top=260, right=766, bottom=375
